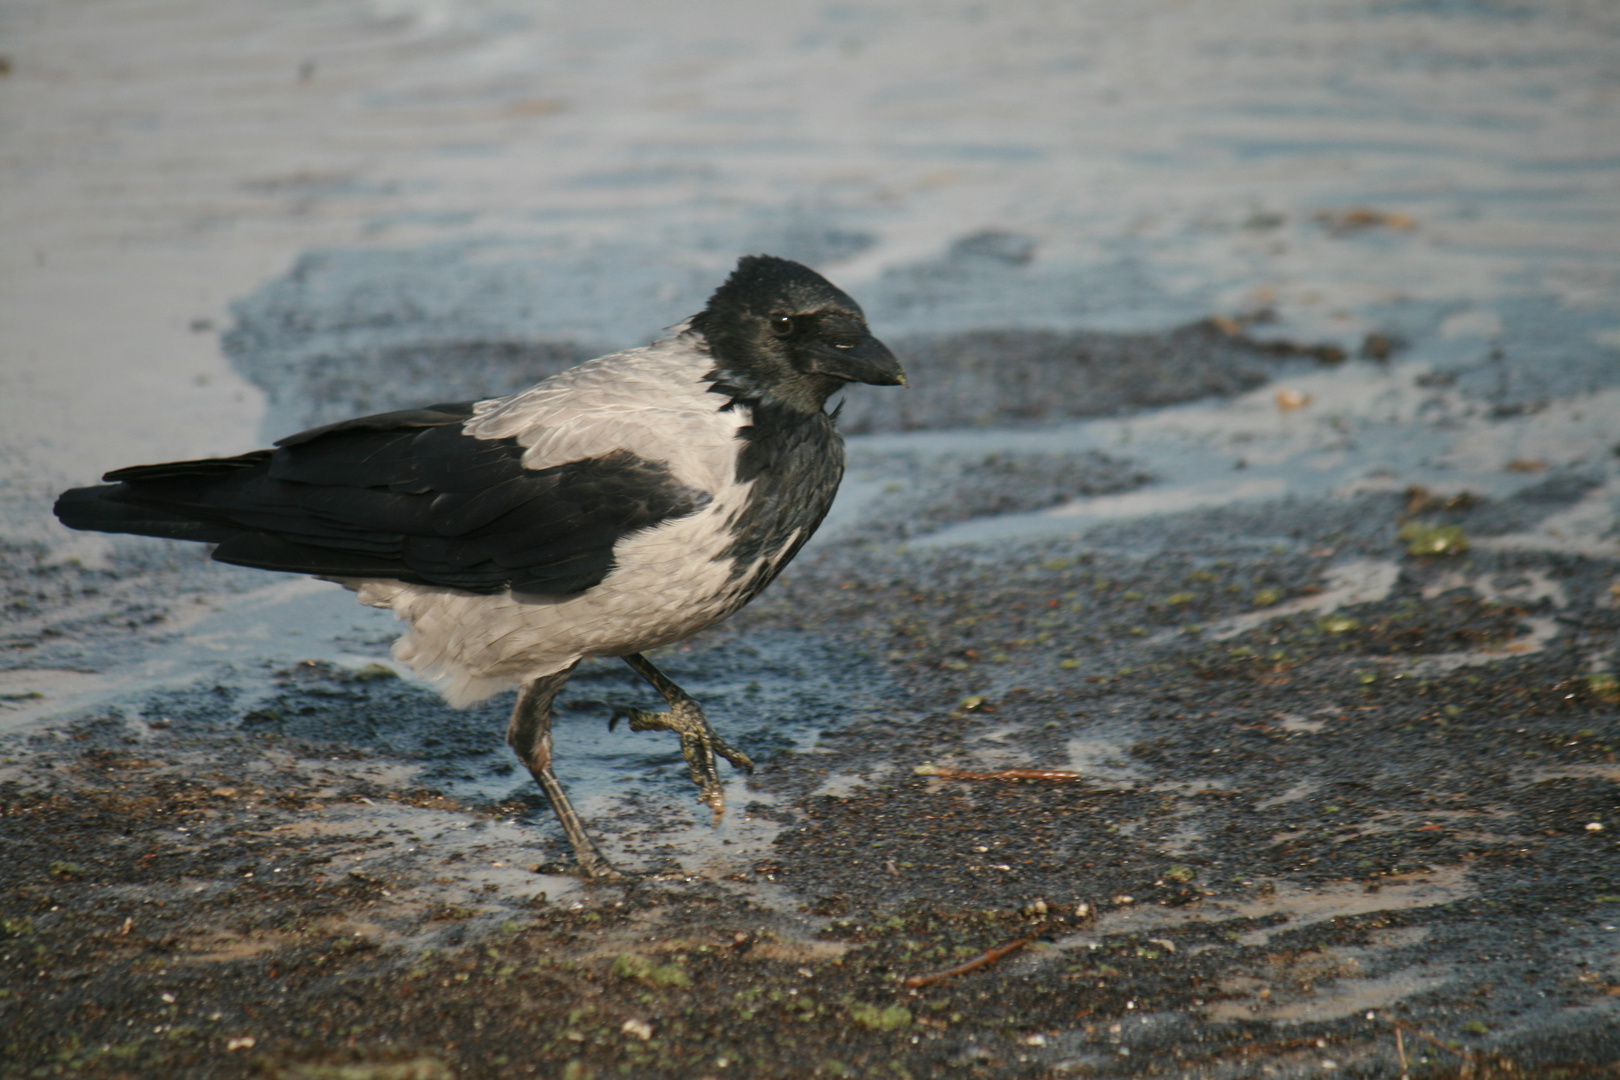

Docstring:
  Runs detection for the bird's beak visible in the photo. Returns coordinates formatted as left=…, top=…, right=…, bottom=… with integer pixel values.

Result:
left=809, top=331, right=907, bottom=387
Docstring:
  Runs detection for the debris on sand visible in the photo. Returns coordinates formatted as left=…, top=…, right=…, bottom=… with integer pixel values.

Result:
left=1398, top=521, right=1470, bottom=557
left=1315, top=206, right=1418, bottom=235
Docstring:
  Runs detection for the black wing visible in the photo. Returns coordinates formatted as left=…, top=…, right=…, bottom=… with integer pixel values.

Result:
left=54, top=403, right=712, bottom=596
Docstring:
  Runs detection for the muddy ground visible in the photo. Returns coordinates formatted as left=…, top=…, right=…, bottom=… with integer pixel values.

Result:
left=4, top=311, right=1620, bottom=1079
left=5, top=1, right=1620, bottom=1076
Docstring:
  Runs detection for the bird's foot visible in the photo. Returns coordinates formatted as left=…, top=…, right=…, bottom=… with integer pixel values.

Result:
left=576, top=853, right=633, bottom=883
left=533, top=852, right=632, bottom=883
left=610, top=700, right=754, bottom=822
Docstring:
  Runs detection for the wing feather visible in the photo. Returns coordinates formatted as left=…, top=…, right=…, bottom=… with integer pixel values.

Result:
left=55, top=398, right=714, bottom=597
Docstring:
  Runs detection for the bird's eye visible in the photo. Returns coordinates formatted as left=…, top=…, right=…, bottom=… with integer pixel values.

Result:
left=769, top=315, right=794, bottom=337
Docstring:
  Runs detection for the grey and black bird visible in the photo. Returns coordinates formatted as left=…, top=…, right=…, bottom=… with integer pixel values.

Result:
left=54, top=255, right=905, bottom=878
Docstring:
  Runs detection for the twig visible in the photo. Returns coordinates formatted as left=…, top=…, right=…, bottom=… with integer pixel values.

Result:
left=914, top=765, right=1084, bottom=782
left=1396, top=1027, right=1409, bottom=1080
left=903, top=937, right=1032, bottom=988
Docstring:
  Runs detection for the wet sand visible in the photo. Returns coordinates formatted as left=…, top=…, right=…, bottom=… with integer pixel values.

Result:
left=3, top=1, right=1620, bottom=1076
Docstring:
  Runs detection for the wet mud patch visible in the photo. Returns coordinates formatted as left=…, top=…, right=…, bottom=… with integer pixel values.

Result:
left=209, top=626, right=895, bottom=812
left=0, top=616, right=898, bottom=906
left=7, top=700, right=1606, bottom=1080
left=1074, top=473, right=1614, bottom=561
left=0, top=750, right=1123, bottom=1080
left=735, top=485, right=1620, bottom=1073
left=836, top=318, right=1350, bottom=436
left=843, top=448, right=1153, bottom=543
left=1416, top=294, right=1620, bottom=416
left=1395, top=474, right=1605, bottom=543
left=0, top=535, right=259, bottom=675
left=8, top=468, right=1620, bottom=1075
left=222, top=234, right=1352, bottom=438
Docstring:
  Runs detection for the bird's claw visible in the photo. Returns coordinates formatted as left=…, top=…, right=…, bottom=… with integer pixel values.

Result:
left=579, top=859, right=633, bottom=884
left=610, top=701, right=754, bottom=823
left=534, top=854, right=632, bottom=883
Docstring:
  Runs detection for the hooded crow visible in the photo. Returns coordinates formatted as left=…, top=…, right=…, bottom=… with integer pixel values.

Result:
left=54, top=255, right=905, bottom=878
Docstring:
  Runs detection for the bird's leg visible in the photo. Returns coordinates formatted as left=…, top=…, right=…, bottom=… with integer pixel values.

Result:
left=507, top=665, right=625, bottom=881
left=611, top=652, right=754, bottom=823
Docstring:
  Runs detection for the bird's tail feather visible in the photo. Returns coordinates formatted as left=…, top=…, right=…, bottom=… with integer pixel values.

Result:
left=53, top=484, right=235, bottom=543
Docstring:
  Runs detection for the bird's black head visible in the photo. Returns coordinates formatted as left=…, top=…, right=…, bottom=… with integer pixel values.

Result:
left=692, top=255, right=905, bottom=413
